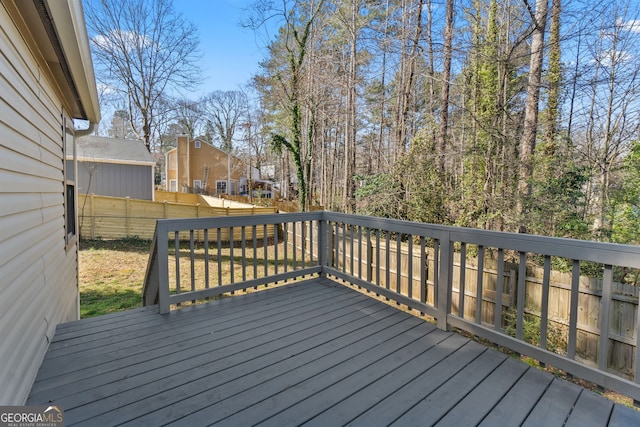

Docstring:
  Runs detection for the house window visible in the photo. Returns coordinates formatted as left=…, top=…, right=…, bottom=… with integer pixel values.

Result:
left=194, top=140, right=201, bottom=148
left=169, top=179, right=177, bottom=192
left=62, top=113, right=76, bottom=249
left=216, top=180, right=227, bottom=194
left=193, top=180, right=202, bottom=193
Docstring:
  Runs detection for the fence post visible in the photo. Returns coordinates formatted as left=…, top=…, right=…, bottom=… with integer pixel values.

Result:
left=436, top=231, right=453, bottom=331
left=125, top=197, right=131, bottom=237
left=157, top=221, right=170, bottom=314
left=90, top=193, right=95, bottom=239
left=318, top=215, right=326, bottom=276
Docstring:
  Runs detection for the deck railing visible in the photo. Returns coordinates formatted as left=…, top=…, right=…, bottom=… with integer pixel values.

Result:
left=143, top=211, right=640, bottom=403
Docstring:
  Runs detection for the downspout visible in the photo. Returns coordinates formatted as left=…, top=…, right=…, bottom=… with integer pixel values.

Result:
left=74, top=122, right=95, bottom=138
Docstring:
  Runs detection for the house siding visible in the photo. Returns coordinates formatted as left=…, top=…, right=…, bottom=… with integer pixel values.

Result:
left=77, top=161, right=154, bottom=200
left=166, top=136, right=245, bottom=194
left=0, top=2, right=79, bottom=404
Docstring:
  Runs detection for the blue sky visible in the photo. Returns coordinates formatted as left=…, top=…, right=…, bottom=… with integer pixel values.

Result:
left=174, top=0, right=270, bottom=93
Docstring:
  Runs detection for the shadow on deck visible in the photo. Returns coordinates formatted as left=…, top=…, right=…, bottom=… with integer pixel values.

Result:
left=28, top=278, right=639, bottom=426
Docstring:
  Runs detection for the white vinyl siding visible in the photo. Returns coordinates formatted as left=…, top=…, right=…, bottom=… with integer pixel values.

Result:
left=0, top=3, right=80, bottom=404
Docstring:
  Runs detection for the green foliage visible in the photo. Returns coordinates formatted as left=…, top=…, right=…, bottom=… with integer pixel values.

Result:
left=504, top=310, right=566, bottom=354
left=530, top=147, right=591, bottom=239
left=611, top=140, right=640, bottom=244
left=355, top=173, right=405, bottom=219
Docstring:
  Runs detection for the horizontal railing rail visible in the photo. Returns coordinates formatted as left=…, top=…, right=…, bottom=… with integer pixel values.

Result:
left=142, top=211, right=640, bottom=403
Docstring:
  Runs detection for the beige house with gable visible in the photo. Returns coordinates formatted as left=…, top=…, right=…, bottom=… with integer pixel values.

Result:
left=165, top=135, right=248, bottom=196
left=0, top=0, right=100, bottom=404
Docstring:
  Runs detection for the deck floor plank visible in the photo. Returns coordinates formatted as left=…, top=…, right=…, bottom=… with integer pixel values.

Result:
left=30, top=283, right=362, bottom=398
left=27, top=278, right=640, bottom=426
left=433, top=357, right=529, bottom=426
left=256, top=332, right=464, bottom=427
left=521, top=377, right=583, bottom=426
left=565, top=389, right=615, bottom=427
left=478, top=366, right=555, bottom=426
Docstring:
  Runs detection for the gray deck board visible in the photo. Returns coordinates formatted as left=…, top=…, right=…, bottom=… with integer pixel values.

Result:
left=521, top=377, right=583, bottom=426
left=28, top=278, right=640, bottom=426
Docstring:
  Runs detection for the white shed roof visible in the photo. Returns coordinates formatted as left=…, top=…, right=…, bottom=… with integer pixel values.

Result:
left=76, top=135, right=156, bottom=166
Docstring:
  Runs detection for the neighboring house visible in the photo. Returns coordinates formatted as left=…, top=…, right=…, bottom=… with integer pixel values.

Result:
left=0, top=0, right=99, bottom=404
left=74, top=135, right=156, bottom=200
left=165, top=135, right=248, bottom=196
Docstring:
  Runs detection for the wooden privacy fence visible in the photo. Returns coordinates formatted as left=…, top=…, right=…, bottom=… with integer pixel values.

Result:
left=78, top=194, right=276, bottom=240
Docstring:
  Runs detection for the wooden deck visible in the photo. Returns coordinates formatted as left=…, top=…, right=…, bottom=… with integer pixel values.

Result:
left=29, top=278, right=640, bottom=426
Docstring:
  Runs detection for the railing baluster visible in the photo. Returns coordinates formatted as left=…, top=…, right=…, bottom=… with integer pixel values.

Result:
left=366, top=227, right=372, bottom=284
left=302, top=220, right=306, bottom=268
left=357, top=225, right=362, bottom=279
left=350, top=224, right=355, bottom=276
left=204, top=229, right=209, bottom=292
left=334, top=222, right=339, bottom=271
left=293, top=221, right=298, bottom=270
left=420, top=236, right=426, bottom=305
left=274, top=223, right=278, bottom=276
left=385, top=232, right=390, bottom=290
left=252, top=225, right=258, bottom=282
left=376, top=229, right=381, bottom=289
left=263, top=224, right=268, bottom=278
left=175, top=231, right=181, bottom=303
left=283, top=222, right=288, bottom=274
left=342, top=222, right=347, bottom=273
left=434, top=239, right=441, bottom=318
left=459, top=242, right=467, bottom=318
left=516, top=252, right=526, bottom=340
left=396, top=232, right=401, bottom=294
left=217, top=228, right=222, bottom=287
left=190, top=230, right=195, bottom=303
left=494, top=248, right=504, bottom=331
left=567, top=259, right=580, bottom=359
left=599, top=264, right=613, bottom=373
left=309, top=220, right=314, bottom=265
left=230, top=227, right=235, bottom=290
left=241, top=226, right=247, bottom=283
left=540, top=255, right=552, bottom=352
left=475, top=245, right=484, bottom=324
left=408, top=236, right=413, bottom=300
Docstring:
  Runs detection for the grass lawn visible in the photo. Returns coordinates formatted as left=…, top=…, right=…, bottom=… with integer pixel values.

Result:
left=79, top=238, right=151, bottom=318
left=78, top=236, right=307, bottom=318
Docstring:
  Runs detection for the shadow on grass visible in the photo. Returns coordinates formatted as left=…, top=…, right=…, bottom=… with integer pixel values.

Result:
left=80, top=237, right=152, bottom=254
left=80, top=288, right=142, bottom=318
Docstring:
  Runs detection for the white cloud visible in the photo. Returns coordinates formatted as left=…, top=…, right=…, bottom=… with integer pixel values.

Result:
left=619, top=19, right=640, bottom=33
left=92, top=29, right=153, bottom=52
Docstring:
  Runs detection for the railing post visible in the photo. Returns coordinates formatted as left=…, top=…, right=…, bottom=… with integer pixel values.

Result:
left=318, top=215, right=327, bottom=277
left=436, top=232, right=453, bottom=331
left=157, top=221, right=170, bottom=314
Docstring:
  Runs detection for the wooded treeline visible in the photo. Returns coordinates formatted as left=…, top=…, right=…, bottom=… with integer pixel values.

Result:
left=245, top=0, right=640, bottom=244
left=85, top=0, right=640, bottom=244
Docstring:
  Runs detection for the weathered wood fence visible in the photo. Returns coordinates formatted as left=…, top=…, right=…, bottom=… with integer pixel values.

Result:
left=78, top=194, right=276, bottom=240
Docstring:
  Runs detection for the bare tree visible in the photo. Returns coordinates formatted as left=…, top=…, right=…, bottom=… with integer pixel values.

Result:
left=204, top=90, right=249, bottom=152
left=516, top=0, right=548, bottom=233
left=85, top=0, right=201, bottom=152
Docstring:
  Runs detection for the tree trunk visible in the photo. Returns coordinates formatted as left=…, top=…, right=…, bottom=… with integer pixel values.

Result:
left=437, top=0, right=454, bottom=175
left=516, top=0, right=548, bottom=233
